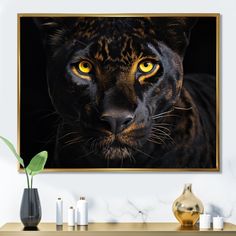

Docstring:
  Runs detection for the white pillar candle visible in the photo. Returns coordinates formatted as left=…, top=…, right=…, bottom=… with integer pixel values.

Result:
left=76, top=197, right=88, bottom=226
left=56, top=198, right=63, bottom=226
left=199, top=214, right=211, bottom=229
left=68, top=206, right=75, bottom=227
left=213, top=216, right=224, bottom=230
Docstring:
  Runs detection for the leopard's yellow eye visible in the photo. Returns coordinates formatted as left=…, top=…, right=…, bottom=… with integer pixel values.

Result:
left=78, top=61, right=92, bottom=74
left=139, top=61, right=154, bottom=73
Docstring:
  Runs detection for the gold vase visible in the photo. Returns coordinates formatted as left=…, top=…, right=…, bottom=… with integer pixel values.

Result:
left=172, top=184, right=204, bottom=227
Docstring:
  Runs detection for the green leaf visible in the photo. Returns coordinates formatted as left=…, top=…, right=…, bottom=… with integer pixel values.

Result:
left=26, top=151, right=48, bottom=176
left=0, top=136, right=24, bottom=167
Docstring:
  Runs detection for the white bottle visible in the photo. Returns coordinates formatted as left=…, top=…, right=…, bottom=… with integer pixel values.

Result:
left=76, top=197, right=88, bottom=225
left=68, top=206, right=75, bottom=227
left=56, top=198, right=63, bottom=225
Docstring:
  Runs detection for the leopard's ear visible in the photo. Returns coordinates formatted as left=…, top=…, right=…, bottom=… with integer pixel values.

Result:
left=33, top=17, right=77, bottom=47
left=152, top=17, right=197, bottom=57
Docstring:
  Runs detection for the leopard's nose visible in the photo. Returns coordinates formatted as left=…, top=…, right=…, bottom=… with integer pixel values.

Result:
left=100, top=112, right=134, bottom=134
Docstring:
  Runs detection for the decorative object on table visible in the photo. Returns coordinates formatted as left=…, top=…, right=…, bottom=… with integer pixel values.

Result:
left=56, top=198, right=63, bottom=226
left=0, top=136, right=48, bottom=228
left=213, top=216, right=224, bottom=230
left=172, top=183, right=204, bottom=227
left=76, top=197, right=88, bottom=226
left=68, top=206, right=75, bottom=227
left=20, top=188, right=41, bottom=229
left=18, top=15, right=219, bottom=171
left=199, top=213, right=211, bottom=229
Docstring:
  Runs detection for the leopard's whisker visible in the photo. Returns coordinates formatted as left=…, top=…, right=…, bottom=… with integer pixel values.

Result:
left=147, top=138, right=163, bottom=145
left=132, top=147, right=155, bottom=159
left=173, top=106, right=193, bottom=111
left=129, top=152, right=136, bottom=163
left=64, top=136, right=83, bottom=144
left=60, top=139, right=84, bottom=149
left=85, top=137, right=95, bottom=146
left=89, top=138, right=98, bottom=151
left=72, top=150, right=94, bottom=160
left=149, top=133, right=166, bottom=143
left=151, top=129, right=176, bottom=144
left=58, top=131, right=80, bottom=140
left=152, top=114, right=180, bottom=120
left=152, top=122, right=173, bottom=126
left=152, top=108, right=174, bottom=118
left=151, top=125, right=177, bottom=145
left=152, top=125, right=171, bottom=133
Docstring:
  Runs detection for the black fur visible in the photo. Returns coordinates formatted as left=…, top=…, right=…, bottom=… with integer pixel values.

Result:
left=34, top=17, right=216, bottom=168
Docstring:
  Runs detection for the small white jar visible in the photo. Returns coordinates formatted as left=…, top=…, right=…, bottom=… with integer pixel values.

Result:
left=199, top=214, right=211, bottom=229
left=213, top=216, right=224, bottom=230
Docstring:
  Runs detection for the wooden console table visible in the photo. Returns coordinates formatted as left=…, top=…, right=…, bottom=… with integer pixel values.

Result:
left=1, top=223, right=236, bottom=235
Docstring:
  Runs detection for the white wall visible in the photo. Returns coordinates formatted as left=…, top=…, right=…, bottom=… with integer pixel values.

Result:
left=0, top=0, right=236, bottom=227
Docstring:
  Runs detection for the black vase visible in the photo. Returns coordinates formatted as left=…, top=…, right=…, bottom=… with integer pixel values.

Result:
left=20, top=188, right=41, bottom=228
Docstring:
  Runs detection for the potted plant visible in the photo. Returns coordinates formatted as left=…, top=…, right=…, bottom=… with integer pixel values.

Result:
left=0, top=136, right=48, bottom=228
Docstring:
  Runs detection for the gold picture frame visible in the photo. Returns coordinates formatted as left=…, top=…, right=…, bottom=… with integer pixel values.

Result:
left=17, top=13, right=220, bottom=172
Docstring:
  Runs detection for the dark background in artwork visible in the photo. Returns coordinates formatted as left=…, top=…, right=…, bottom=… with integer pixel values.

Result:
left=20, top=17, right=216, bottom=168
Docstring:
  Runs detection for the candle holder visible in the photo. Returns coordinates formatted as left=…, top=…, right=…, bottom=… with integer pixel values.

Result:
left=213, top=216, right=224, bottom=230
left=199, top=213, right=211, bottom=229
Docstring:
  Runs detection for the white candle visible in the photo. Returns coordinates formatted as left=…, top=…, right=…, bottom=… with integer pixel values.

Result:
left=199, top=214, right=211, bottom=229
left=76, top=197, right=88, bottom=226
left=68, top=206, right=75, bottom=227
left=56, top=198, right=63, bottom=226
left=213, top=216, right=224, bottom=230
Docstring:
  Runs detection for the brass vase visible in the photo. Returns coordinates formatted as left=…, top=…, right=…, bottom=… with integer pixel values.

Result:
left=172, top=184, right=204, bottom=227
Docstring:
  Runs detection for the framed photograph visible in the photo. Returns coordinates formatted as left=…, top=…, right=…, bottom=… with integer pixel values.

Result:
left=18, top=14, right=219, bottom=172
